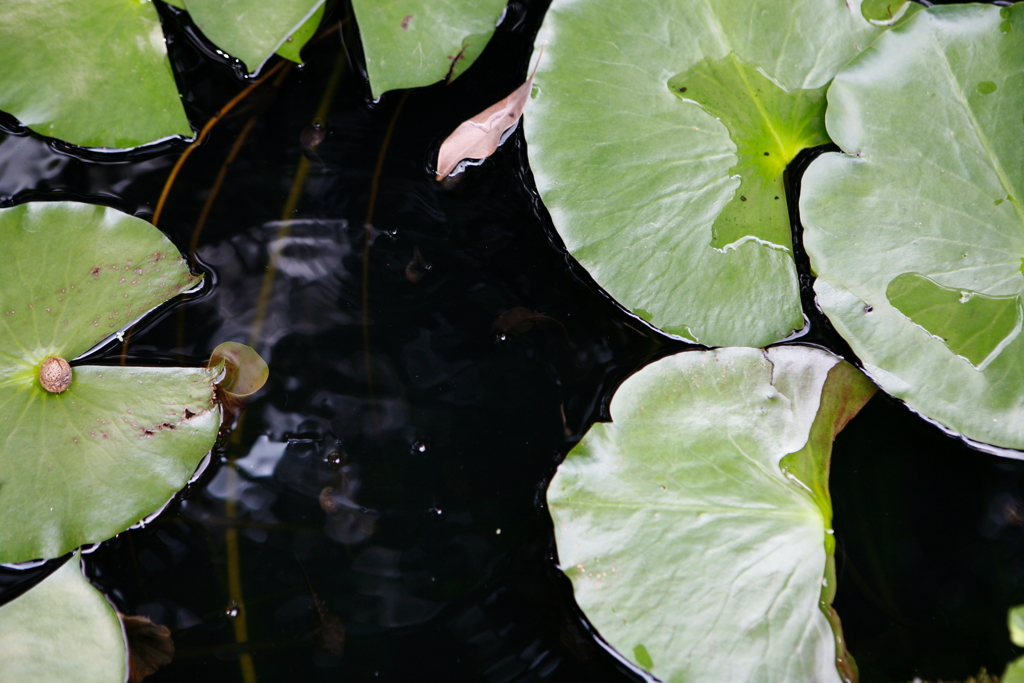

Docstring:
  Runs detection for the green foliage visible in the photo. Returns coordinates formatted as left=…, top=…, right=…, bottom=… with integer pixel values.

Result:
left=0, top=0, right=191, bottom=149
left=525, top=0, right=895, bottom=346
left=549, top=346, right=875, bottom=682
left=0, top=202, right=222, bottom=563
left=0, top=0, right=324, bottom=149
left=351, top=0, right=508, bottom=99
left=801, top=3, right=1024, bottom=450
left=178, top=0, right=325, bottom=73
left=0, top=555, right=125, bottom=683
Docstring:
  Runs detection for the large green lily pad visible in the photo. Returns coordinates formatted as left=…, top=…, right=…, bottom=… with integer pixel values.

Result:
left=526, top=0, right=904, bottom=346
left=352, top=0, right=508, bottom=99
left=800, top=4, right=1024, bottom=451
left=183, top=0, right=325, bottom=73
left=0, top=555, right=125, bottom=683
left=0, top=202, right=221, bottom=564
left=0, top=0, right=192, bottom=149
left=549, top=346, right=875, bottom=682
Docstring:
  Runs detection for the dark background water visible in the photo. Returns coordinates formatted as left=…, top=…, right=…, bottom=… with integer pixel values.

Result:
left=1, top=1, right=1023, bottom=682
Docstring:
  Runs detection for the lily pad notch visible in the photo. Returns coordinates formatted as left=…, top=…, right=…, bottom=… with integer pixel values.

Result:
left=548, top=346, right=876, bottom=682
left=800, top=3, right=1024, bottom=452
left=0, top=201, right=267, bottom=565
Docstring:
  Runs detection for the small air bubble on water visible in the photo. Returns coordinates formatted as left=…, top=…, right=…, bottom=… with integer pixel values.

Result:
left=226, top=602, right=239, bottom=618
left=325, top=450, right=344, bottom=467
left=411, top=440, right=427, bottom=454
left=496, top=333, right=507, bottom=342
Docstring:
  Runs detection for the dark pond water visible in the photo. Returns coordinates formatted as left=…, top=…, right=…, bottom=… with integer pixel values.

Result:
left=1, top=1, right=1023, bottom=682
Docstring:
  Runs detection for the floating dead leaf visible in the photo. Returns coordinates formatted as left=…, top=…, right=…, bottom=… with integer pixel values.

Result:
left=435, top=45, right=545, bottom=180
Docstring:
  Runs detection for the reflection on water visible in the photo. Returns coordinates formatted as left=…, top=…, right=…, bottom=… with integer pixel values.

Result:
left=2, top=1, right=1021, bottom=682
left=200, top=218, right=356, bottom=347
left=0, top=2, right=665, bottom=680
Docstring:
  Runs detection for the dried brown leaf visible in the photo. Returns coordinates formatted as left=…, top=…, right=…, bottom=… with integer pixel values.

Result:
left=120, top=614, right=174, bottom=683
left=435, top=45, right=545, bottom=180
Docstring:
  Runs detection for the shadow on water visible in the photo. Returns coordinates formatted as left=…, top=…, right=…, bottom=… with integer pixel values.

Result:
left=0, top=0, right=1022, bottom=682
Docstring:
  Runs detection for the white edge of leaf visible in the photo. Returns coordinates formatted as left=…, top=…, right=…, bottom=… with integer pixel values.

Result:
left=247, top=0, right=327, bottom=76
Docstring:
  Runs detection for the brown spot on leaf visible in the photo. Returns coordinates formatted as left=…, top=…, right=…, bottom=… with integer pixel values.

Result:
left=401, top=14, right=412, bottom=30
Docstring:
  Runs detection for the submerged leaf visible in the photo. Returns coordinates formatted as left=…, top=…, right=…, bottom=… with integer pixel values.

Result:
left=0, top=555, right=125, bottom=683
left=549, top=346, right=875, bottom=682
left=0, top=202, right=221, bottom=563
left=122, top=614, right=175, bottom=683
left=436, top=46, right=544, bottom=180
left=800, top=4, right=1024, bottom=450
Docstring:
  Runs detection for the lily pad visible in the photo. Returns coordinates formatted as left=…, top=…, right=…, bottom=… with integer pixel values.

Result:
left=549, top=346, right=875, bottom=682
left=0, top=202, right=221, bottom=564
left=800, top=4, right=1024, bottom=450
left=0, top=0, right=192, bottom=149
left=0, top=554, right=125, bottom=683
left=275, top=3, right=326, bottom=64
left=1004, top=605, right=1024, bottom=682
left=183, top=0, right=325, bottom=73
left=526, top=0, right=901, bottom=346
left=351, top=0, right=508, bottom=99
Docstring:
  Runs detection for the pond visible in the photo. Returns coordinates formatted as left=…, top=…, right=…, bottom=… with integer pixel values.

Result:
left=1, top=1, right=1023, bottom=682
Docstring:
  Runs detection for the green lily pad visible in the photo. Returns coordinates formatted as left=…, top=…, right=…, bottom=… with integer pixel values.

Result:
left=0, top=555, right=125, bottom=683
left=1004, top=605, right=1024, bottom=682
left=549, top=346, right=875, bottom=682
left=275, top=3, right=325, bottom=64
left=351, top=0, right=508, bottom=99
left=860, top=0, right=911, bottom=25
left=525, top=0, right=899, bottom=346
left=1010, top=604, right=1024, bottom=647
left=0, top=0, right=192, bottom=149
left=183, top=0, right=325, bottom=74
left=0, top=202, right=221, bottom=564
left=800, top=4, right=1024, bottom=450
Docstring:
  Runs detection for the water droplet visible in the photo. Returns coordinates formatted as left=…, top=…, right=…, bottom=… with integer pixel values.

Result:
left=1001, top=6, right=1011, bottom=18
left=495, top=333, right=507, bottom=342
left=411, top=440, right=427, bottom=454
left=226, top=602, right=239, bottom=618
left=1001, top=20, right=1012, bottom=33
left=325, top=450, right=344, bottom=468
left=495, top=528, right=501, bottom=535
left=977, top=81, right=997, bottom=95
